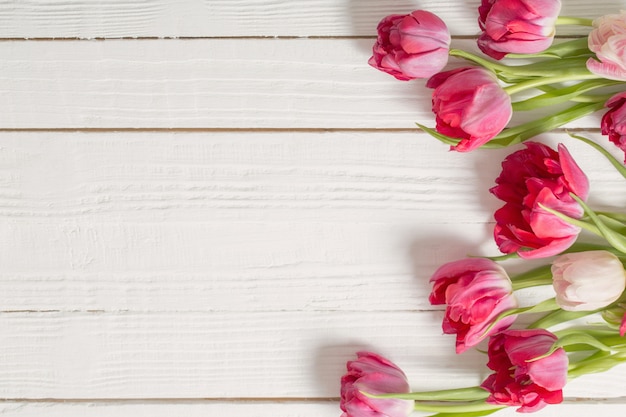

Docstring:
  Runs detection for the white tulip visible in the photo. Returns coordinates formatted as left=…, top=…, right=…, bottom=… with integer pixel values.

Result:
left=552, top=250, right=626, bottom=311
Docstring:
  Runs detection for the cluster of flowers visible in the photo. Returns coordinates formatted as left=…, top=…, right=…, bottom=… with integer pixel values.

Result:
left=340, top=1, right=626, bottom=417
left=368, top=1, right=626, bottom=156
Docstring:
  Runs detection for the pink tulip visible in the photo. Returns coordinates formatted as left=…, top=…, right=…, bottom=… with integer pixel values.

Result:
left=368, top=10, right=451, bottom=81
left=429, top=258, right=518, bottom=353
left=552, top=250, right=626, bottom=311
left=587, top=11, right=626, bottom=81
left=478, top=0, right=561, bottom=60
left=481, top=329, right=568, bottom=412
left=601, top=91, right=626, bottom=162
left=621, top=312, right=626, bottom=337
left=426, top=67, right=512, bottom=152
left=490, top=142, right=589, bottom=259
left=340, top=351, right=414, bottom=417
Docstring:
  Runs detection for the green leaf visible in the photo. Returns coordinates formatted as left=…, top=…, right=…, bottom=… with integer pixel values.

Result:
left=568, top=133, right=626, bottom=180
left=512, top=79, right=621, bottom=111
left=489, top=101, right=606, bottom=147
left=571, top=195, right=626, bottom=254
left=528, top=309, right=595, bottom=330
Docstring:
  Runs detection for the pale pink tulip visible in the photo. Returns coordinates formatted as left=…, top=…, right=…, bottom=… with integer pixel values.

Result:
left=478, top=0, right=561, bottom=59
left=369, top=10, right=451, bottom=81
left=429, top=258, right=518, bottom=353
left=490, top=142, right=589, bottom=259
left=426, top=67, right=512, bottom=152
left=587, top=11, right=626, bottom=81
left=481, top=329, right=568, bottom=412
left=341, top=351, right=414, bottom=417
left=552, top=250, right=626, bottom=311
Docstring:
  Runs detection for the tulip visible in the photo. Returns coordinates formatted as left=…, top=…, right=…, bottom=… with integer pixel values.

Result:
left=368, top=10, right=451, bottom=81
left=552, top=250, right=626, bottom=311
left=587, top=11, right=626, bottom=81
left=490, top=142, right=589, bottom=259
left=478, top=0, right=562, bottom=60
left=340, top=351, right=414, bottom=417
left=429, top=258, right=518, bottom=353
left=481, top=329, right=568, bottom=413
left=601, top=91, right=626, bottom=163
left=426, top=67, right=512, bottom=152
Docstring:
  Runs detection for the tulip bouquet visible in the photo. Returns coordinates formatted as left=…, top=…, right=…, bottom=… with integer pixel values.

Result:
left=339, top=1, right=626, bottom=417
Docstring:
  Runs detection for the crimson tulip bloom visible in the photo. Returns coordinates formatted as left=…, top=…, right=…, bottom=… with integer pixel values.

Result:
left=368, top=10, right=451, bottom=81
left=478, top=0, right=561, bottom=60
left=426, top=67, right=512, bottom=152
left=429, top=258, right=518, bottom=353
left=481, top=329, right=568, bottom=413
left=340, top=351, right=414, bottom=417
left=490, top=142, right=589, bottom=259
left=601, top=91, right=626, bottom=162
left=587, top=11, right=626, bottom=81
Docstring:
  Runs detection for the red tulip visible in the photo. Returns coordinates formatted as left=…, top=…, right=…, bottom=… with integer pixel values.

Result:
left=429, top=258, right=518, bottom=353
left=340, top=351, right=414, bottom=417
left=601, top=91, right=626, bottom=162
left=426, top=67, right=512, bottom=152
left=369, top=10, right=451, bottom=81
left=490, top=142, right=589, bottom=259
left=481, top=329, right=568, bottom=412
left=478, top=0, right=561, bottom=60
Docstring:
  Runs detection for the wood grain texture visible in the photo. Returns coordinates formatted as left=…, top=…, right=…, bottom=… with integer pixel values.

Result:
left=0, top=310, right=624, bottom=399
left=1, top=401, right=624, bottom=417
left=0, top=131, right=623, bottom=313
left=0, top=39, right=611, bottom=129
left=0, top=0, right=618, bottom=38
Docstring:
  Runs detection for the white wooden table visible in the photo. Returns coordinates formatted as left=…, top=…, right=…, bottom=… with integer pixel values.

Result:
left=0, top=1, right=625, bottom=416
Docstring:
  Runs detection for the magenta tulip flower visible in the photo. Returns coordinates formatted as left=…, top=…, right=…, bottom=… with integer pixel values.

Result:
left=587, top=11, right=626, bottom=81
left=490, top=142, right=589, bottom=259
left=429, top=258, right=518, bottom=353
left=481, top=329, right=568, bottom=412
left=478, top=0, right=562, bottom=60
left=426, top=67, right=512, bottom=152
left=601, top=91, right=626, bottom=162
left=369, top=10, right=451, bottom=81
left=340, top=351, right=414, bottom=417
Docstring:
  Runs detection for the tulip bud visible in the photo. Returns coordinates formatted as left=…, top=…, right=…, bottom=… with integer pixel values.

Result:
left=340, top=351, right=414, bottom=417
left=552, top=250, right=626, bottom=311
left=368, top=10, right=451, bottom=81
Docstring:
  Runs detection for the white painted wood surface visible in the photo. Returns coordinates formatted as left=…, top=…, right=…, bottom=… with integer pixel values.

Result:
left=1, top=1, right=625, bottom=416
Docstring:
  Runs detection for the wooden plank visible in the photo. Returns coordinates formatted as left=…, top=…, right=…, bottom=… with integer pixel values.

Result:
left=0, top=0, right=614, bottom=38
left=0, top=131, right=623, bottom=312
left=0, top=39, right=609, bottom=129
left=0, top=311, right=624, bottom=399
left=0, top=400, right=624, bottom=417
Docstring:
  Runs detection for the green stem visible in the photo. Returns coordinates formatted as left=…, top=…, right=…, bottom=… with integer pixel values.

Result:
left=568, top=351, right=626, bottom=379
left=505, top=38, right=590, bottom=59
left=449, top=49, right=510, bottom=73
left=569, top=133, right=626, bottom=180
left=510, top=265, right=553, bottom=290
left=528, top=309, right=595, bottom=329
left=556, top=16, right=594, bottom=26
left=413, top=400, right=503, bottom=414
left=504, top=72, right=601, bottom=95
left=367, top=387, right=489, bottom=402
